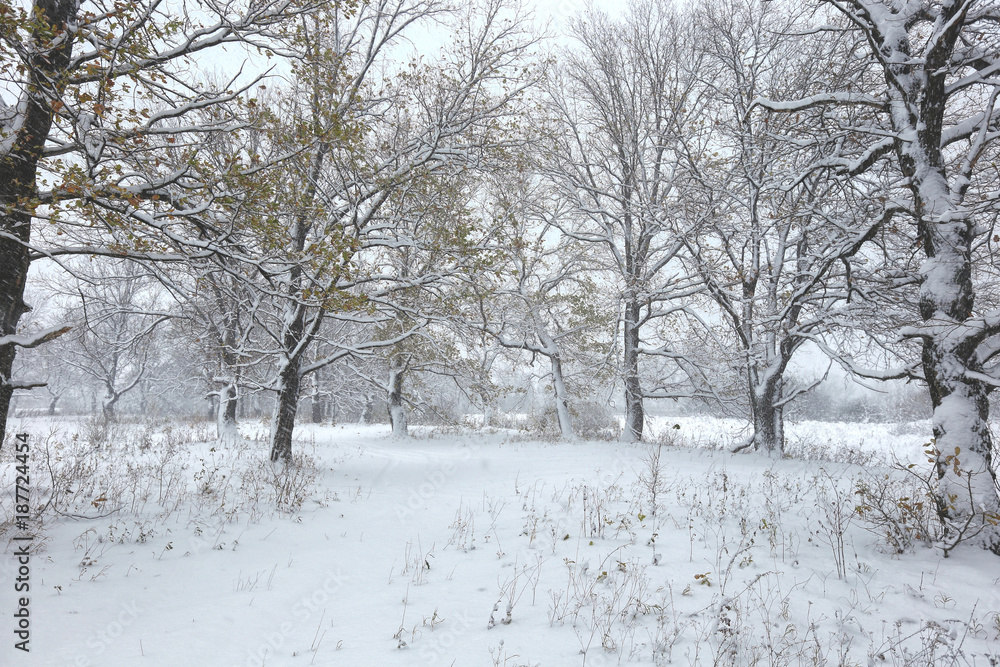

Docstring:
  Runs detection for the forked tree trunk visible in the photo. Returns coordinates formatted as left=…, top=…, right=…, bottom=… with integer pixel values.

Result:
left=102, top=394, right=119, bottom=422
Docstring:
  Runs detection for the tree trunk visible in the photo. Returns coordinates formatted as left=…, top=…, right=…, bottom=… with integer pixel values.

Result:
left=914, top=175, right=999, bottom=536
left=622, top=299, right=643, bottom=442
left=867, top=0, right=1000, bottom=550
left=309, top=374, right=324, bottom=423
left=361, top=396, right=374, bottom=425
left=750, top=377, right=784, bottom=454
left=550, top=352, right=575, bottom=440
left=0, top=0, right=77, bottom=449
left=270, top=359, right=302, bottom=462
left=102, top=393, right=118, bottom=422
left=270, top=300, right=308, bottom=461
left=217, top=382, right=238, bottom=440
left=215, top=300, right=242, bottom=438
left=265, top=134, right=329, bottom=461
left=48, top=395, right=59, bottom=417
left=223, top=384, right=238, bottom=424
left=387, top=356, right=408, bottom=437
left=311, top=394, right=324, bottom=424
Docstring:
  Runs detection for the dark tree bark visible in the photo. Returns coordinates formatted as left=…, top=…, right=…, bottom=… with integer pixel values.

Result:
left=269, top=308, right=306, bottom=462
left=0, top=0, right=77, bottom=448
left=750, top=378, right=784, bottom=454
left=270, top=364, right=302, bottom=462
left=622, top=299, right=644, bottom=442
left=223, top=384, right=238, bottom=424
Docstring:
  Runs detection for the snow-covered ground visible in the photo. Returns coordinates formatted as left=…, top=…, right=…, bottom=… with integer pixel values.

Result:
left=2, top=417, right=999, bottom=666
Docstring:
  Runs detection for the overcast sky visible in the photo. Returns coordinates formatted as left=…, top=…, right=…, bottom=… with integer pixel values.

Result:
left=531, top=0, right=599, bottom=26
left=0, top=1, right=618, bottom=106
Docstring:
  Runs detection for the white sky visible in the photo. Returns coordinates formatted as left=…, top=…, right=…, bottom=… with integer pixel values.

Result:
left=0, top=0, right=619, bottom=105
left=189, top=0, right=624, bottom=100
left=529, top=0, right=615, bottom=27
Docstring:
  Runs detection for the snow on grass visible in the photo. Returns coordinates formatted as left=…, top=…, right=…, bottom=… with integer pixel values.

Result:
left=2, top=416, right=999, bottom=666
left=646, top=416, right=934, bottom=466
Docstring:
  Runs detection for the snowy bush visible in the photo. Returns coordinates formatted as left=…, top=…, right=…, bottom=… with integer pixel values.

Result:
left=571, top=401, right=619, bottom=441
left=0, top=420, right=320, bottom=550
left=854, top=444, right=1000, bottom=557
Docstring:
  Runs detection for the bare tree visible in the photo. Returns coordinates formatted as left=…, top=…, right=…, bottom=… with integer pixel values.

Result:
left=754, top=0, right=1000, bottom=543
left=47, top=261, right=170, bottom=421
left=683, top=0, right=891, bottom=453
left=544, top=0, right=712, bottom=442
left=466, top=172, right=612, bottom=440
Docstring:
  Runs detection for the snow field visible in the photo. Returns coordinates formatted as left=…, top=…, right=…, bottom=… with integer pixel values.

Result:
left=1, top=417, right=999, bottom=666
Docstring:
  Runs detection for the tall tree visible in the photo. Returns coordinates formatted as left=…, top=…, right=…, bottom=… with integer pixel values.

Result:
left=0, top=0, right=315, bottom=446
left=252, top=0, right=539, bottom=460
left=46, top=260, right=170, bottom=421
left=467, top=172, right=611, bottom=441
left=756, top=0, right=1000, bottom=544
left=686, top=0, right=889, bottom=453
left=545, top=0, right=711, bottom=441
